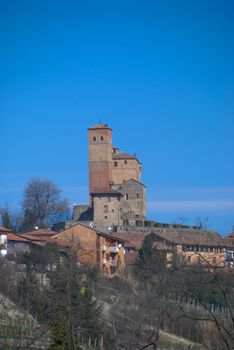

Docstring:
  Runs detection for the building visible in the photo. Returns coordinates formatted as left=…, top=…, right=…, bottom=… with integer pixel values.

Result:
left=223, top=232, right=234, bottom=268
left=52, top=223, right=126, bottom=276
left=73, top=123, right=146, bottom=229
left=113, top=229, right=226, bottom=268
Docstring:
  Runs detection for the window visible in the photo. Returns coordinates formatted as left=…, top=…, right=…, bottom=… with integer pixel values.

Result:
left=104, top=216, right=108, bottom=219
left=136, top=215, right=140, bottom=219
left=104, top=205, right=108, bottom=213
left=136, top=193, right=140, bottom=199
left=93, top=136, right=96, bottom=141
left=114, top=162, right=118, bottom=167
left=112, top=209, right=115, bottom=213
left=125, top=194, right=128, bottom=200
left=124, top=160, right=128, bottom=165
left=101, top=136, right=104, bottom=141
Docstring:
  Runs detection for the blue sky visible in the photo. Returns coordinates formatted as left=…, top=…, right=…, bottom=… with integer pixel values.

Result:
left=0, top=0, right=233, bottom=234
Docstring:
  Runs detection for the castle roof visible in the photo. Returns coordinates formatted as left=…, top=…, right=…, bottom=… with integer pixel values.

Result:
left=113, top=152, right=136, bottom=160
left=91, top=186, right=123, bottom=196
left=88, top=124, right=112, bottom=130
left=120, top=178, right=146, bottom=188
left=113, top=152, right=142, bottom=164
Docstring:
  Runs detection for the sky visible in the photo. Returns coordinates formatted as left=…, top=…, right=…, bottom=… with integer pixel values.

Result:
left=0, top=0, right=234, bottom=235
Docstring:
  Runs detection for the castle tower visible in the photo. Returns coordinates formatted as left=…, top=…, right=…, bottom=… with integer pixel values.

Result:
left=88, top=124, right=113, bottom=196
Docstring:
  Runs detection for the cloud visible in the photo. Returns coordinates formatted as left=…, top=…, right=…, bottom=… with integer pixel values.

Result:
left=147, top=200, right=234, bottom=213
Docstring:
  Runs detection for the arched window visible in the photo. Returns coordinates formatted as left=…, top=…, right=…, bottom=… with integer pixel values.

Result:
left=104, top=205, right=108, bottom=213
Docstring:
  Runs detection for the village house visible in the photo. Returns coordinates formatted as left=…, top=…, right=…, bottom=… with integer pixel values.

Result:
left=223, top=232, right=234, bottom=268
left=152, top=231, right=225, bottom=267
left=52, top=223, right=126, bottom=276
left=113, top=229, right=227, bottom=268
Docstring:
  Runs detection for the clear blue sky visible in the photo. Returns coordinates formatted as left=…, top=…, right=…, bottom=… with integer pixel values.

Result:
left=0, top=0, right=233, bottom=234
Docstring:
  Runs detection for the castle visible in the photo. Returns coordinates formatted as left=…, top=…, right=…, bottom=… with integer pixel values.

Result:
left=73, top=124, right=147, bottom=229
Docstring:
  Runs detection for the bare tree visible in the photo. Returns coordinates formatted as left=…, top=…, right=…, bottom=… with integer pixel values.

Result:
left=22, top=177, right=70, bottom=227
left=0, top=203, right=24, bottom=232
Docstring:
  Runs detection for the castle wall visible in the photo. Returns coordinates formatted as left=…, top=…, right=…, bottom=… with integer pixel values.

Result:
left=112, top=158, right=142, bottom=184
left=72, top=205, right=93, bottom=221
left=93, top=195, right=120, bottom=227
left=118, top=180, right=146, bottom=223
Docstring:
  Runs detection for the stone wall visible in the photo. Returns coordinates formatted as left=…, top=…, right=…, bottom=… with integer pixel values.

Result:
left=93, top=195, right=120, bottom=227
left=112, top=179, right=146, bottom=226
left=72, top=205, right=93, bottom=221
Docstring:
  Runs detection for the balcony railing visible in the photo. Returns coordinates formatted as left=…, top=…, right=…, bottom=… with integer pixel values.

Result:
left=109, top=246, right=119, bottom=253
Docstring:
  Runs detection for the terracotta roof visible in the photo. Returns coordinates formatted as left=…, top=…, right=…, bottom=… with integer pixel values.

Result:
left=21, top=229, right=56, bottom=236
left=154, top=231, right=225, bottom=247
left=113, top=232, right=147, bottom=249
left=0, top=226, right=13, bottom=233
left=7, top=233, right=30, bottom=242
left=91, top=187, right=122, bottom=196
left=19, top=233, right=51, bottom=242
left=88, top=124, right=111, bottom=130
left=52, top=222, right=127, bottom=244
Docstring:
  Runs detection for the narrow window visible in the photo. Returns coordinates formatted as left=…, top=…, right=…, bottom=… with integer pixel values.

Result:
left=112, top=209, right=115, bottom=213
left=104, top=216, right=108, bottom=219
left=114, top=162, right=118, bottom=167
left=93, top=136, right=96, bottom=141
left=212, top=256, right=216, bottom=266
left=101, top=136, right=104, bottom=141
left=104, top=205, right=108, bottom=213
left=125, top=194, right=128, bottom=200
left=136, top=193, right=140, bottom=199
left=124, top=160, right=128, bottom=165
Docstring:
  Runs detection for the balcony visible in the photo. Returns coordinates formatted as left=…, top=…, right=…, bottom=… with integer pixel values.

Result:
left=109, top=246, right=119, bottom=253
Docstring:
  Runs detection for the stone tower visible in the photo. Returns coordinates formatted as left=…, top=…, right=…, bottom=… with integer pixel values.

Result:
left=88, top=124, right=113, bottom=195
